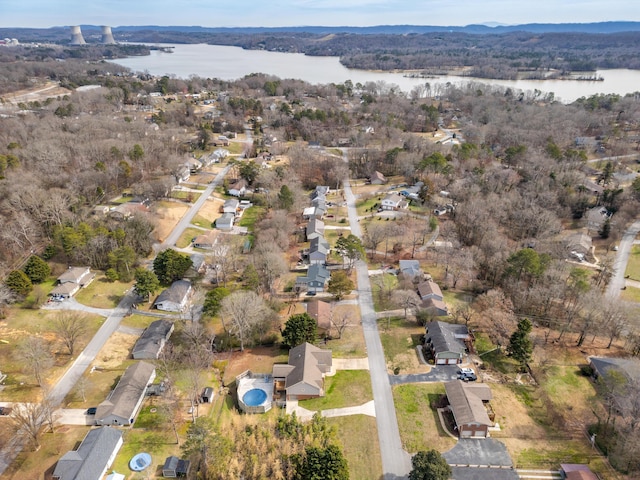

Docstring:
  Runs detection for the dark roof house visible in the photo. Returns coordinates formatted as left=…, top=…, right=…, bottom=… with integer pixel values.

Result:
left=425, top=321, right=470, bottom=365
left=560, top=464, right=598, bottom=480
left=589, top=356, right=640, bottom=383
left=132, top=320, right=174, bottom=360
left=154, top=280, right=192, bottom=312
left=163, top=456, right=191, bottom=478
left=53, top=427, right=123, bottom=480
left=95, top=361, right=156, bottom=426
left=295, top=264, right=331, bottom=293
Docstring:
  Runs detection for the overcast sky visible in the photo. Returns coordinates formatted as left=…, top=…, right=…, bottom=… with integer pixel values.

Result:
left=0, top=0, right=636, bottom=29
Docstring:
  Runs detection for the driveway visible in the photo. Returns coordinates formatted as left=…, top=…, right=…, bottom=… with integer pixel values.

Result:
left=54, top=408, right=96, bottom=426
left=388, top=365, right=460, bottom=385
left=443, top=438, right=514, bottom=467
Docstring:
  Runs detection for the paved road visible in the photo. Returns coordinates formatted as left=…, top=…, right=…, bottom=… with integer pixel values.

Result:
left=606, top=220, right=640, bottom=297
left=158, top=164, right=231, bottom=250
left=344, top=175, right=412, bottom=479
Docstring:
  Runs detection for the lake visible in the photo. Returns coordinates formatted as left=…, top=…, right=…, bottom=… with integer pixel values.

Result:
left=111, top=43, right=640, bottom=103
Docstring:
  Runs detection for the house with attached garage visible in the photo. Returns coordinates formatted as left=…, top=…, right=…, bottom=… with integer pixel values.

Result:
left=192, top=230, right=218, bottom=249
left=381, top=193, right=407, bottom=211
left=52, top=427, right=123, bottom=480
left=215, top=212, right=235, bottom=231
left=153, top=280, right=192, bottom=312
left=272, top=342, right=332, bottom=404
left=308, top=236, right=330, bottom=265
left=444, top=380, right=493, bottom=438
left=132, top=319, right=174, bottom=360
left=95, top=361, right=156, bottom=426
left=49, top=266, right=96, bottom=300
left=424, top=320, right=471, bottom=365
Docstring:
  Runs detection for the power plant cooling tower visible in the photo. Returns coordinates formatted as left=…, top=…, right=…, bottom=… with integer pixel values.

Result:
left=101, top=26, right=116, bottom=44
left=69, top=26, right=86, bottom=45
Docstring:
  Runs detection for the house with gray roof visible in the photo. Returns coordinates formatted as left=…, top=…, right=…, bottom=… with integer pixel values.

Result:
left=424, top=321, right=470, bottom=365
left=295, top=264, right=331, bottom=293
left=306, top=218, right=325, bottom=241
left=444, top=380, right=493, bottom=438
left=154, top=280, right=192, bottom=312
left=399, top=260, right=422, bottom=280
left=50, top=266, right=96, bottom=300
left=53, top=427, right=123, bottom=480
left=589, top=356, right=640, bottom=383
left=223, top=198, right=240, bottom=215
left=308, top=236, right=330, bottom=265
left=273, top=342, right=332, bottom=402
left=215, top=212, right=235, bottom=231
left=95, top=361, right=156, bottom=426
left=132, top=319, right=174, bottom=360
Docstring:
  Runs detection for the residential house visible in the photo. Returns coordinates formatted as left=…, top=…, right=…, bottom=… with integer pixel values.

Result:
left=153, top=280, right=192, bottom=312
left=417, top=280, right=448, bottom=316
left=295, top=264, right=331, bottom=293
left=588, top=356, right=640, bottom=383
left=303, top=203, right=327, bottom=220
left=95, top=361, right=156, bottom=426
left=444, top=380, right=493, bottom=438
left=192, top=230, right=218, bottom=249
left=560, top=464, right=598, bottom=480
left=132, top=320, right=174, bottom=360
left=424, top=321, right=471, bottom=365
left=185, top=158, right=202, bottom=174
left=370, top=171, right=387, bottom=185
left=308, top=236, right=330, bottom=265
left=92, top=205, right=110, bottom=216
left=163, top=456, right=191, bottom=478
left=381, top=193, right=407, bottom=211
left=188, top=253, right=206, bottom=276
left=215, top=212, right=235, bottom=231
left=272, top=342, right=332, bottom=402
left=585, top=206, right=610, bottom=232
left=201, top=387, right=214, bottom=403
left=213, top=135, right=229, bottom=146
left=53, top=427, right=123, bottom=480
left=175, top=164, right=190, bottom=183
left=307, top=300, right=332, bottom=330
left=50, top=267, right=96, bottom=300
left=399, top=260, right=422, bottom=281
left=228, top=179, right=248, bottom=197
left=222, top=198, right=240, bottom=215
left=306, top=218, right=325, bottom=241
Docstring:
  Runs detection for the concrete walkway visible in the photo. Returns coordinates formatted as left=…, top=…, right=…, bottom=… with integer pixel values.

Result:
left=286, top=400, right=377, bottom=422
left=332, top=357, right=370, bottom=371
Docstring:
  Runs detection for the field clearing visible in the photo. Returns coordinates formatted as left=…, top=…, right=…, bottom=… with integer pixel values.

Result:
left=193, top=195, right=224, bottom=225
left=624, top=244, right=640, bottom=279
left=152, top=201, right=190, bottom=243
left=74, top=274, right=133, bottom=308
left=378, top=316, right=426, bottom=375
left=221, top=345, right=289, bottom=385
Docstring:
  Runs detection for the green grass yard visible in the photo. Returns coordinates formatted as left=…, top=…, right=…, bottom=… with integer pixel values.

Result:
left=300, top=370, right=372, bottom=410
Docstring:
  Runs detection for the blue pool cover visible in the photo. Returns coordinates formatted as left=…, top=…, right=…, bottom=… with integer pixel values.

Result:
left=243, top=388, right=268, bottom=406
left=129, top=452, right=152, bottom=471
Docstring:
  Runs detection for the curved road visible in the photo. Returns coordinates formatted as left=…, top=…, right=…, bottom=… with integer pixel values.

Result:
left=344, top=173, right=412, bottom=478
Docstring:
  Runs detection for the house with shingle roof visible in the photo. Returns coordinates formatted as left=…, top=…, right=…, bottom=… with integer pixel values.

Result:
left=95, top=361, right=156, bottom=426
left=272, top=342, right=332, bottom=402
left=295, top=264, right=331, bottom=293
left=308, top=236, right=330, bottom=265
left=417, top=280, right=448, bottom=316
left=307, top=300, right=332, bottom=330
left=306, top=218, right=325, bottom=241
left=153, top=280, right=192, bottom=312
left=424, top=321, right=470, bottom=365
left=53, top=427, right=123, bottom=480
left=444, top=380, right=493, bottom=438
left=132, top=319, right=174, bottom=360
left=50, top=266, right=96, bottom=300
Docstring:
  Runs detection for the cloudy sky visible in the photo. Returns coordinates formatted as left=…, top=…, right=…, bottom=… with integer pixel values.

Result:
left=0, top=0, right=636, bottom=28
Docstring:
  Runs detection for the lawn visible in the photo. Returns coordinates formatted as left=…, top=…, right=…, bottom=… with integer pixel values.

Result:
left=74, top=274, right=133, bottom=309
left=378, top=316, right=426, bottom=374
left=355, top=195, right=383, bottom=216
left=393, top=383, right=457, bottom=453
left=170, top=190, right=202, bottom=202
left=191, top=213, right=214, bottom=228
left=620, top=285, right=640, bottom=302
left=324, top=305, right=367, bottom=358
left=119, top=313, right=160, bottom=330
left=625, top=245, right=640, bottom=280
left=175, top=227, right=203, bottom=248
left=370, top=273, right=399, bottom=311
left=112, top=427, right=182, bottom=479
left=237, top=205, right=266, bottom=231
left=327, top=415, right=383, bottom=480
left=300, top=370, right=373, bottom=410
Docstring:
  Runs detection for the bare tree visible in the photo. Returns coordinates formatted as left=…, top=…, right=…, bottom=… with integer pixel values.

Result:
left=391, top=289, right=421, bottom=318
left=51, top=311, right=87, bottom=356
left=329, top=303, right=354, bottom=339
left=220, top=291, right=271, bottom=350
left=10, top=402, right=47, bottom=450
left=15, top=337, right=54, bottom=387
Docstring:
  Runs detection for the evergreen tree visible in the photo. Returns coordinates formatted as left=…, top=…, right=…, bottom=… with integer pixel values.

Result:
left=508, top=318, right=533, bottom=369
left=203, top=287, right=230, bottom=317
left=5, top=270, right=33, bottom=297
left=23, top=255, right=50, bottom=284
left=133, top=268, right=160, bottom=302
left=153, top=249, right=193, bottom=285
left=327, top=270, right=355, bottom=300
left=278, top=184, right=295, bottom=210
left=282, top=313, right=317, bottom=348
left=294, top=444, right=349, bottom=480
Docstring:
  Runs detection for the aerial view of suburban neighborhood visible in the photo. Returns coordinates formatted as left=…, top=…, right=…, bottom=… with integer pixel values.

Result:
left=1, top=8, right=640, bottom=480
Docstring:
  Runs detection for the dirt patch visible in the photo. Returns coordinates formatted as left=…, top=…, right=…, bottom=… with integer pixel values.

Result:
left=3, top=81, right=72, bottom=104
left=93, top=331, right=137, bottom=369
left=221, top=346, right=288, bottom=385
left=152, top=201, right=190, bottom=242
left=194, top=195, right=225, bottom=224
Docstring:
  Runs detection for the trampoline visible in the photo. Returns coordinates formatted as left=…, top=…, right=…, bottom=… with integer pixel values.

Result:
left=242, top=388, right=268, bottom=407
left=129, top=452, right=152, bottom=471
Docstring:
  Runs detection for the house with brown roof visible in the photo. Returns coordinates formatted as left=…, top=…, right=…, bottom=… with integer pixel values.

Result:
left=192, top=230, right=218, bottom=249
left=95, top=361, right=156, bottom=426
left=560, top=464, right=598, bottom=480
left=307, top=300, right=331, bottom=331
left=50, top=266, right=96, bottom=300
left=417, top=280, right=448, bottom=316
left=272, top=343, right=332, bottom=403
left=444, top=380, right=493, bottom=438
left=370, top=171, right=387, bottom=185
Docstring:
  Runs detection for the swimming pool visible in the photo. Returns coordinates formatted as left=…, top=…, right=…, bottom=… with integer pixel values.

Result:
left=243, top=388, right=268, bottom=407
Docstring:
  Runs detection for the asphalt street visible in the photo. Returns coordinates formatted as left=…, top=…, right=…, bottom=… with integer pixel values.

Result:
left=606, top=220, right=640, bottom=297
left=344, top=173, right=412, bottom=479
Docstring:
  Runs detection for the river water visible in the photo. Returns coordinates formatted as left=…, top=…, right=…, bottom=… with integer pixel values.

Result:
left=111, top=43, right=640, bottom=103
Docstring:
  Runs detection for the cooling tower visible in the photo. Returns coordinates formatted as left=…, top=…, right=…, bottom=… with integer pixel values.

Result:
left=69, top=25, right=86, bottom=45
left=101, top=26, right=116, bottom=44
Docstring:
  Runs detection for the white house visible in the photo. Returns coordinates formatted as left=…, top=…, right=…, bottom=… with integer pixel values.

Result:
left=381, top=193, right=407, bottom=211
left=154, top=280, right=192, bottom=312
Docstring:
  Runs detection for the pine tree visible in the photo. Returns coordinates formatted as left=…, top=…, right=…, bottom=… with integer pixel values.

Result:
left=508, top=318, right=533, bottom=370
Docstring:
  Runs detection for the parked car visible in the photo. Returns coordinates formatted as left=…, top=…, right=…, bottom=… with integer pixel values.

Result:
left=86, top=407, right=97, bottom=415
left=458, top=372, right=477, bottom=382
